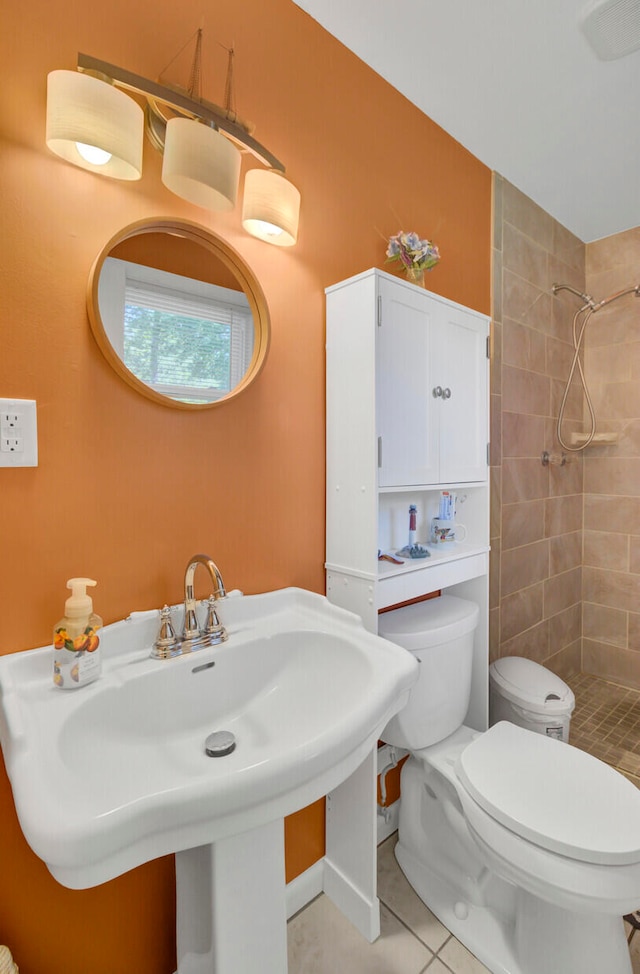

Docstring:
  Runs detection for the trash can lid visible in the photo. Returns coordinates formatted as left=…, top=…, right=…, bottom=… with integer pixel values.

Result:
left=489, top=656, right=575, bottom=715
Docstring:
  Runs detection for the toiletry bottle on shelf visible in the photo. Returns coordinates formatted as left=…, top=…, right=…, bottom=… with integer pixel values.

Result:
left=53, top=578, right=102, bottom=689
left=408, top=505, right=417, bottom=547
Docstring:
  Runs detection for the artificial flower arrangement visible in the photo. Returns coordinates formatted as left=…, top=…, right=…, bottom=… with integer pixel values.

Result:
left=386, top=231, right=440, bottom=280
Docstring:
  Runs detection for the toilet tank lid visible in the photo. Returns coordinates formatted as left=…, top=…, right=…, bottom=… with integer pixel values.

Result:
left=489, top=657, right=575, bottom=712
left=378, top=595, right=479, bottom=651
left=457, top=721, right=640, bottom=866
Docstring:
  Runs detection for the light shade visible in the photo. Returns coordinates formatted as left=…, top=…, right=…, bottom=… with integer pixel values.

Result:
left=46, top=70, right=143, bottom=180
left=161, top=117, right=241, bottom=211
left=242, top=169, right=300, bottom=247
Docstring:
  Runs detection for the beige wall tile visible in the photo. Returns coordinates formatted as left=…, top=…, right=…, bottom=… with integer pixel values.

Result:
left=503, top=318, right=547, bottom=372
left=500, top=584, right=544, bottom=642
left=615, top=419, right=640, bottom=457
left=545, top=493, right=582, bottom=536
left=594, top=380, right=640, bottom=423
left=503, top=364, right=550, bottom=416
left=503, top=224, right=548, bottom=292
left=629, top=345, right=640, bottom=381
left=584, top=343, right=633, bottom=384
left=630, top=536, right=640, bottom=574
left=489, top=606, right=501, bottom=662
left=545, top=416, right=584, bottom=455
left=545, top=335, right=577, bottom=382
left=490, top=538, right=501, bottom=609
left=493, top=184, right=640, bottom=688
left=503, top=270, right=553, bottom=334
left=549, top=530, right=582, bottom=575
left=548, top=453, right=583, bottom=497
left=586, top=227, right=640, bottom=275
left=582, top=640, right=640, bottom=689
left=583, top=566, right=640, bottom=612
left=583, top=529, right=629, bottom=570
left=629, top=612, right=640, bottom=651
left=502, top=499, right=545, bottom=550
left=583, top=296, right=640, bottom=346
left=490, top=321, right=502, bottom=396
left=548, top=253, right=585, bottom=300
left=492, top=247, right=503, bottom=323
left=500, top=618, right=549, bottom=664
left=583, top=602, right=628, bottom=648
left=501, top=539, right=549, bottom=596
left=490, top=394, right=502, bottom=466
left=551, top=376, right=584, bottom=422
left=503, top=458, right=549, bottom=504
left=503, top=181, right=554, bottom=250
left=493, top=174, right=504, bottom=252
left=502, top=412, right=545, bottom=458
left=584, top=494, right=640, bottom=532
left=490, top=466, right=502, bottom=540
left=545, top=639, right=582, bottom=680
left=553, top=222, right=585, bottom=273
left=548, top=602, right=582, bottom=651
left=544, top=567, right=582, bottom=618
left=584, top=458, right=640, bottom=496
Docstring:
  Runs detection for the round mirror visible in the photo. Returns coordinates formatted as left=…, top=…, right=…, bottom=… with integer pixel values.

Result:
left=87, top=218, right=270, bottom=409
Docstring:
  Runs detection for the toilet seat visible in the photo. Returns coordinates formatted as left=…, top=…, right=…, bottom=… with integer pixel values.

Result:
left=456, top=721, right=640, bottom=866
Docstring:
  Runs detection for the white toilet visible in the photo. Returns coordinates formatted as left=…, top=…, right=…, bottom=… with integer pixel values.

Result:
left=379, top=595, right=640, bottom=974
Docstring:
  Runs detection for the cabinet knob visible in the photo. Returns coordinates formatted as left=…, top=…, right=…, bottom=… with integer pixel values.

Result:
left=443, top=387, right=452, bottom=399
left=432, top=386, right=443, bottom=398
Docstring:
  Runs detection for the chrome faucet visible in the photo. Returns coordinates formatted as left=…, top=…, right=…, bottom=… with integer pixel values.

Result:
left=183, top=554, right=227, bottom=645
left=151, top=553, right=228, bottom=659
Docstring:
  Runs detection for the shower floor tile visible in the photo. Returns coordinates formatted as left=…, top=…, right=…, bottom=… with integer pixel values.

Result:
left=568, top=672, right=640, bottom=787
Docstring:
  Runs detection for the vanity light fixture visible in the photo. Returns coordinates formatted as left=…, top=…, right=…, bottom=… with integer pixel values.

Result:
left=45, top=33, right=300, bottom=245
left=46, top=69, right=144, bottom=180
left=242, top=169, right=301, bottom=247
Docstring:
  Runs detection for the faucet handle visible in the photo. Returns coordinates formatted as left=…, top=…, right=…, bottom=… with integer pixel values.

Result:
left=202, top=596, right=228, bottom=644
left=151, top=605, right=181, bottom=659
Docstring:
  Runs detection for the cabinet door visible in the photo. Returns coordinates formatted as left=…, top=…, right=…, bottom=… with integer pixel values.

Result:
left=377, top=278, right=439, bottom=487
left=437, top=304, right=488, bottom=483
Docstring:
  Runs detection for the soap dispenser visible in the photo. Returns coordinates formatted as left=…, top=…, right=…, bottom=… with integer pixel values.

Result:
left=53, top=578, right=103, bottom=689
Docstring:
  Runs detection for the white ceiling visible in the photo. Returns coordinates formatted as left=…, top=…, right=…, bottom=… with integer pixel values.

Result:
left=292, top=0, right=640, bottom=243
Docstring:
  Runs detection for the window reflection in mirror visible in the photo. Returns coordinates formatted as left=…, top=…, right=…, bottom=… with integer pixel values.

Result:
left=87, top=220, right=270, bottom=409
left=99, top=258, right=253, bottom=404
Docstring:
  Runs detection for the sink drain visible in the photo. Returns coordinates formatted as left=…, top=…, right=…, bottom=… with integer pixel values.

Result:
left=205, top=731, right=236, bottom=757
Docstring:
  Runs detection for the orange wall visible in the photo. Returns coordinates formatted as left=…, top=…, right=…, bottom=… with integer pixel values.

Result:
left=0, top=0, right=491, bottom=970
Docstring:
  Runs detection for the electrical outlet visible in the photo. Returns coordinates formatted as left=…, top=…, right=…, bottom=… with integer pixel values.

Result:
left=1, top=437, right=23, bottom=453
left=0, top=399, right=37, bottom=467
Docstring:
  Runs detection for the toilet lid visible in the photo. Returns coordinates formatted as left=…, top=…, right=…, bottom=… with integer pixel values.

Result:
left=457, top=721, right=640, bottom=865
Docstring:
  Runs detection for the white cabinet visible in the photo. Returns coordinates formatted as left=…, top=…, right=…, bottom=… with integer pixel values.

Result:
left=376, top=272, right=489, bottom=487
left=325, top=268, right=490, bottom=731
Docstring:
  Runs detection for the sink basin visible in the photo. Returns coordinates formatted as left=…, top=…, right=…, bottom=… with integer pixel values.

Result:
left=0, top=587, right=417, bottom=890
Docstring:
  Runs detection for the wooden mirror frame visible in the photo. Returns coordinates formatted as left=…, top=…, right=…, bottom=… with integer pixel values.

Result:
left=87, top=218, right=270, bottom=409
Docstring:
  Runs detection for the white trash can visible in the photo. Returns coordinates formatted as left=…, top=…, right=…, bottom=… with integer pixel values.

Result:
left=489, top=656, right=575, bottom=742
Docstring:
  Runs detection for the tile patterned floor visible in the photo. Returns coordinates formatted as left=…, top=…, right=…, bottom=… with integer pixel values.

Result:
left=288, top=836, right=491, bottom=974
left=568, top=672, right=640, bottom=787
left=289, top=673, right=640, bottom=973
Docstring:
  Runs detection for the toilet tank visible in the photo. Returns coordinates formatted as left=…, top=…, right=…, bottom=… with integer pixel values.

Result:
left=378, top=595, right=479, bottom=749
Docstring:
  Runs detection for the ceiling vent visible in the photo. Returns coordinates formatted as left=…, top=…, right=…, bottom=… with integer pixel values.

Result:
left=581, top=0, right=640, bottom=59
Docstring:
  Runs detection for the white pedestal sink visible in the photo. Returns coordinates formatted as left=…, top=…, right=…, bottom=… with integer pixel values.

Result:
left=0, top=588, right=417, bottom=973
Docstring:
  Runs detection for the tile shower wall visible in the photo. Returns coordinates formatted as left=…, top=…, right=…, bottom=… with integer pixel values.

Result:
left=491, top=175, right=586, bottom=677
left=582, top=228, right=640, bottom=688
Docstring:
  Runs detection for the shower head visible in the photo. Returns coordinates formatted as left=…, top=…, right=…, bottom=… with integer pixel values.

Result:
left=552, top=283, right=596, bottom=309
left=594, top=284, right=640, bottom=309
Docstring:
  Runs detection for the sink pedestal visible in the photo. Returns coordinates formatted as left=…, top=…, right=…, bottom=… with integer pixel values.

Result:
left=175, top=820, right=287, bottom=974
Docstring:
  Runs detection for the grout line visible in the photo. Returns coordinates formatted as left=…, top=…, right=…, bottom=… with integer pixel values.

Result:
left=378, top=895, right=439, bottom=959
